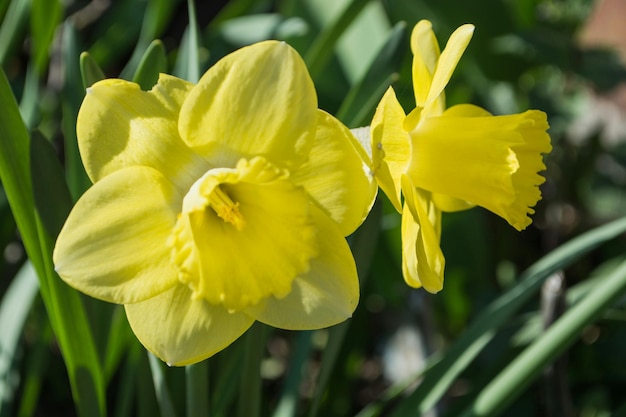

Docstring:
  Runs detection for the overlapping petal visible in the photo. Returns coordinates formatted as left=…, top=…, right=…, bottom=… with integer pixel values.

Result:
left=401, top=176, right=445, bottom=292
left=410, top=20, right=439, bottom=106
left=125, top=284, right=254, bottom=366
left=292, top=110, right=377, bottom=236
left=77, top=74, right=208, bottom=189
left=245, top=206, right=359, bottom=329
left=422, top=23, right=474, bottom=109
left=53, top=166, right=181, bottom=303
left=179, top=40, right=317, bottom=170
left=371, top=87, right=411, bottom=213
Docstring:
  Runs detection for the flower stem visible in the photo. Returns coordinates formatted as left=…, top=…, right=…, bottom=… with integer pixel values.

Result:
left=186, top=361, right=209, bottom=417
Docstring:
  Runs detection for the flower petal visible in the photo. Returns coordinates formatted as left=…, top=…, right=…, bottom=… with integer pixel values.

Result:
left=411, top=20, right=440, bottom=107
left=371, top=87, right=411, bottom=213
left=245, top=206, right=359, bottom=329
left=53, top=166, right=182, bottom=304
left=424, top=23, right=474, bottom=108
left=292, top=110, right=377, bottom=236
left=125, top=284, right=254, bottom=366
left=77, top=74, right=207, bottom=189
left=179, top=40, right=317, bottom=169
left=401, top=175, right=445, bottom=293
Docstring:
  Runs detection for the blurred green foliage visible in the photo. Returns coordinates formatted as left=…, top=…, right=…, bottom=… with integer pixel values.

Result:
left=1, top=0, right=626, bottom=416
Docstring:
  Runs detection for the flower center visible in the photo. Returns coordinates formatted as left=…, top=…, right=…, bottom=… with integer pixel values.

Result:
left=169, top=157, right=318, bottom=311
left=208, top=185, right=245, bottom=231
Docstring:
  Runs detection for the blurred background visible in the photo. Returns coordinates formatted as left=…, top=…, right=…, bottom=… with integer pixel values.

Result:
left=1, top=0, right=626, bottom=416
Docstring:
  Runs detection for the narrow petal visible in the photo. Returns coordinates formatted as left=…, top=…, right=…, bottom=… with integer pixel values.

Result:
left=292, top=110, right=377, bottom=236
left=411, top=20, right=440, bottom=106
left=179, top=40, right=317, bottom=169
left=371, top=87, right=411, bottom=213
left=77, top=74, right=207, bottom=189
left=424, top=24, right=474, bottom=107
left=53, top=166, right=182, bottom=304
left=407, top=105, right=551, bottom=230
left=170, top=157, right=318, bottom=312
left=245, top=206, right=359, bottom=329
left=401, top=176, right=445, bottom=293
left=125, top=284, right=254, bottom=366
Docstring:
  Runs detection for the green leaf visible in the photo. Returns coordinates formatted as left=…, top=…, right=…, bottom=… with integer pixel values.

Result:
left=272, top=332, right=314, bottom=417
left=0, top=262, right=39, bottom=413
left=0, top=0, right=30, bottom=66
left=30, top=131, right=73, bottom=238
left=80, top=51, right=106, bottom=89
left=173, top=0, right=203, bottom=83
left=390, top=215, right=626, bottom=416
left=30, top=0, right=62, bottom=73
left=237, top=323, right=269, bottom=417
left=149, top=353, right=179, bottom=417
left=0, top=67, right=106, bottom=417
left=62, top=22, right=91, bottom=198
left=336, top=21, right=406, bottom=127
left=304, top=0, right=372, bottom=78
left=119, top=0, right=181, bottom=80
left=186, top=362, right=209, bottom=417
left=132, top=40, right=167, bottom=90
left=0, top=68, right=42, bottom=274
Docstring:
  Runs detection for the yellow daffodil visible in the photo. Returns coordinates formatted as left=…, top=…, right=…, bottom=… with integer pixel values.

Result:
left=53, top=41, right=376, bottom=366
left=370, top=20, right=552, bottom=293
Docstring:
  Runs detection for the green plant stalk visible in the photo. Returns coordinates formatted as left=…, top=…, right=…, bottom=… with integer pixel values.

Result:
left=461, top=257, right=626, bottom=417
left=185, top=0, right=200, bottom=83
left=186, top=361, right=209, bottom=417
left=237, top=323, right=269, bottom=417
left=273, top=331, right=314, bottom=417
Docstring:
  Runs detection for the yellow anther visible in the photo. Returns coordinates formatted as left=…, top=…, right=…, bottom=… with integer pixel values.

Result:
left=208, top=186, right=246, bottom=230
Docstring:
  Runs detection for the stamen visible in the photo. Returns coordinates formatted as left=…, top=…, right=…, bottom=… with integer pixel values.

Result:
left=208, top=186, right=246, bottom=230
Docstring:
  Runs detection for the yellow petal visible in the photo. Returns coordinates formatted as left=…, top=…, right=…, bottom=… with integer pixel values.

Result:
left=401, top=176, right=445, bottom=293
left=170, top=157, right=317, bottom=312
left=77, top=74, right=207, bottom=189
left=245, top=206, right=359, bottom=329
left=125, top=284, right=254, bottom=366
left=431, top=193, right=476, bottom=212
left=424, top=23, right=474, bottom=108
left=179, top=40, right=317, bottom=169
left=371, top=87, right=411, bottom=213
left=410, top=20, right=439, bottom=107
left=292, top=110, right=377, bottom=236
left=407, top=105, right=551, bottom=230
left=53, top=166, right=182, bottom=304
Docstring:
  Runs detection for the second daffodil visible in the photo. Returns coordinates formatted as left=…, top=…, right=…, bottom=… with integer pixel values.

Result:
left=53, top=41, right=376, bottom=366
left=371, top=20, right=552, bottom=293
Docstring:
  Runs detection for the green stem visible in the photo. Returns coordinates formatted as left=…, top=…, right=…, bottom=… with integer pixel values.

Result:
left=237, top=323, right=269, bottom=417
left=186, top=361, right=209, bottom=417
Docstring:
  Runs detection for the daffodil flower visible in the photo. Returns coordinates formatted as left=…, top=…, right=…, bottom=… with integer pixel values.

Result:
left=370, top=20, right=552, bottom=293
left=53, top=41, right=376, bottom=366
